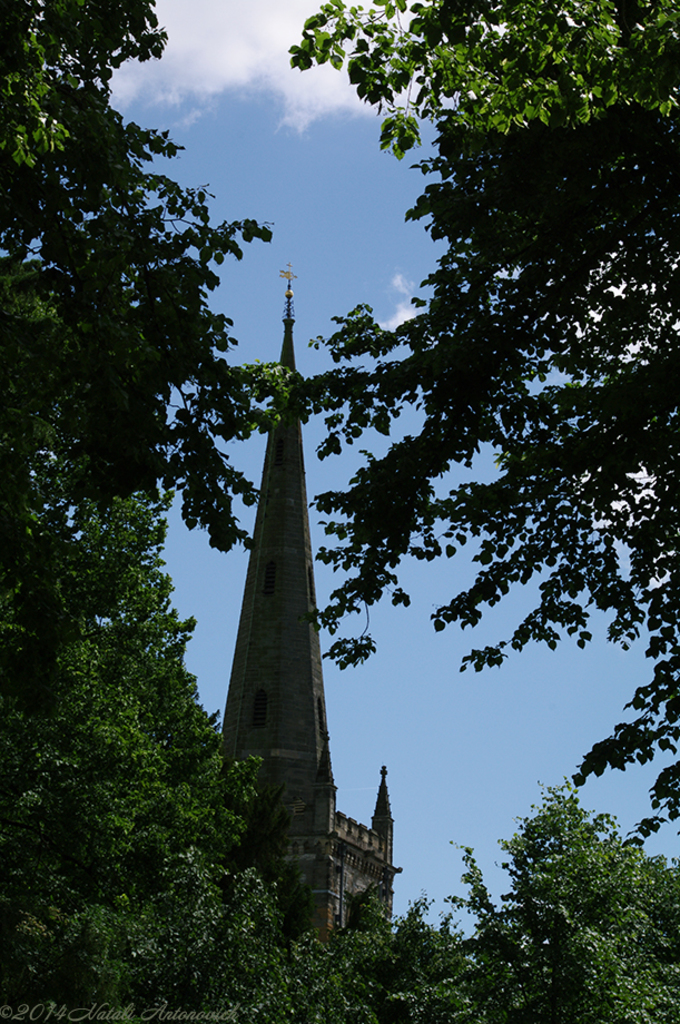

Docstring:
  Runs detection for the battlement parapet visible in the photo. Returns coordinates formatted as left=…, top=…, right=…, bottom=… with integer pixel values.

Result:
left=334, top=810, right=386, bottom=855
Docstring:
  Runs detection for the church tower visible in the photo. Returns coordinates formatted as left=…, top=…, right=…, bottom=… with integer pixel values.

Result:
left=222, top=270, right=398, bottom=937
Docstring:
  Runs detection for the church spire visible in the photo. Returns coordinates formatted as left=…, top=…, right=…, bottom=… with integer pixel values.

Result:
left=222, top=271, right=397, bottom=937
left=222, top=269, right=332, bottom=833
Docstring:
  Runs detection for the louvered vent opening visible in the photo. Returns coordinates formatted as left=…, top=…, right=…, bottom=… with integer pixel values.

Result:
left=274, top=438, right=284, bottom=466
left=307, top=564, right=316, bottom=603
left=263, top=561, right=276, bottom=595
left=253, top=689, right=267, bottom=728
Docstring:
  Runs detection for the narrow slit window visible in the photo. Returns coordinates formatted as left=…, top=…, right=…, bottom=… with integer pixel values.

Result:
left=317, top=696, right=326, bottom=734
left=307, top=565, right=316, bottom=604
left=274, top=438, right=284, bottom=466
left=263, top=561, right=276, bottom=595
left=253, top=689, right=267, bottom=728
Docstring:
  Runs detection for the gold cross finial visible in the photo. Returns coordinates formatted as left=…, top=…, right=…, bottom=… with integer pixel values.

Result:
left=280, top=263, right=297, bottom=283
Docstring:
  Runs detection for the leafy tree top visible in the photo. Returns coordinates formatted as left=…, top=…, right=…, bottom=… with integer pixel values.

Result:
left=289, top=0, right=680, bottom=834
left=292, top=0, right=680, bottom=154
left=0, top=1, right=287, bottom=705
left=452, top=785, right=680, bottom=1022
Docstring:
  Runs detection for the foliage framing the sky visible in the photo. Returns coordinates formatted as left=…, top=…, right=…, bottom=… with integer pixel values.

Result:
left=0, top=0, right=291, bottom=707
left=290, top=0, right=680, bottom=833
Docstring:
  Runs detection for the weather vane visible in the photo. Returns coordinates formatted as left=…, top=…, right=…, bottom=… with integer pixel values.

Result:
left=280, top=263, right=297, bottom=285
left=280, top=263, right=297, bottom=320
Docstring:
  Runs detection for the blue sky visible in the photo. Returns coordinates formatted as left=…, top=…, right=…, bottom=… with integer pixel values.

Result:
left=115, top=0, right=677, bottom=920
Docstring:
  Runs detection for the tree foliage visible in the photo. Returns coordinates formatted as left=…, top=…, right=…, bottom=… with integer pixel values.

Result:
left=0, top=1, right=282, bottom=704
left=1, top=0, right=274, bottom=533
left=292, top=0, right=680, bottom=154
left=452, top=786, right=680, bottom=1023
left=222, top=776, right=315, bottom=939
left=0, top=492, right=226, bottom=997
left=291, top=0, right=680, bottom=830
left=0, top=489, right=305, bottom=1011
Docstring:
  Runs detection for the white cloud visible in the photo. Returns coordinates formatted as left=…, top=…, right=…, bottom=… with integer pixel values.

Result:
left=391, top=272, right=414, bottom=297
left=112, top=0, right=369, bottom=128
left=381, top=302, right=417, bottom=331
left=380, top=273, right=417, bottom=330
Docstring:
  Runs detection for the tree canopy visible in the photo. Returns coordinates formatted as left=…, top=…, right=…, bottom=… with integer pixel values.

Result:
left=1, top=490, right=242, bottom=1002
left=451, top=786, right=680, bottom=1023
left=291, top=0, right=680, bottom=831
left=0, top=0, right=283, bottom=705
left=0, top=489, right=316, bottom=1008
left=1, top=0, right=274, bottom=532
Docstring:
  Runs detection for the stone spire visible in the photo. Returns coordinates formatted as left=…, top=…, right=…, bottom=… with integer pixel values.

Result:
left=372, top=766, right=394, bottom=864
left=221, top=269, right=333, bottom=833
left=222, top=270, right=397, bottom=938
